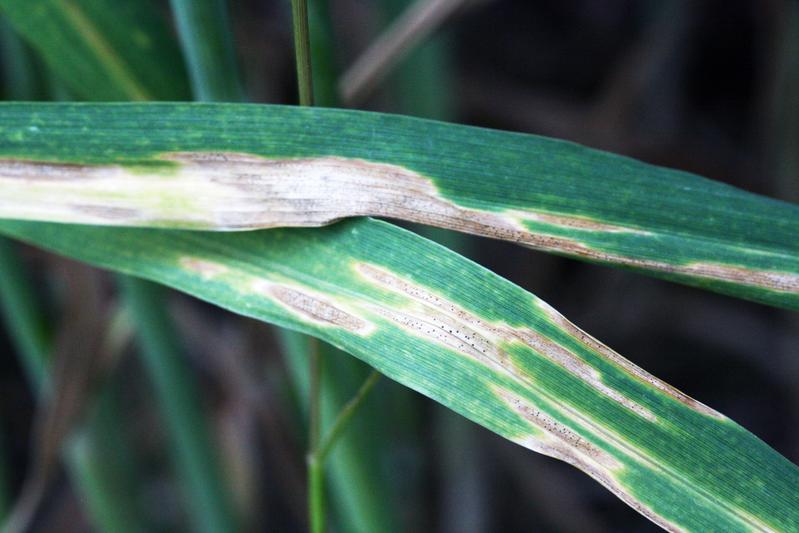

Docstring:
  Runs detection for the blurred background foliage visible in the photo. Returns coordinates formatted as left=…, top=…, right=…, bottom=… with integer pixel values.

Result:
left=0, top=0, right=797, bottom=531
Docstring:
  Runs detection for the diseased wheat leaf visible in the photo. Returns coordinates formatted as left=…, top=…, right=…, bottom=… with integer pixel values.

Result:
left=0, top=102, right=796, bottom=310
left=0, top=218, right=797, bottom=532
left=2, top=1, right=798, bottom=529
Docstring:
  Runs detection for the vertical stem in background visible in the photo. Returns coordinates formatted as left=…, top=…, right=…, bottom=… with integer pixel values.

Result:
left=290, top=3, right=401, bottom=532
left=290, top=3, right=324, bottom=531
left=291, top=0, right=315, bottom=107
left=292, top=2, right=384, bottom=528
left=307, top=340, right=324, bottom=533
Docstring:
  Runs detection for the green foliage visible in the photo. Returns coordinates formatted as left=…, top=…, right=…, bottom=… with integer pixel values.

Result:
left=0, top=0, right=798, bottom=531
left=0, top=102, right=796, bottom=309
left=1, top=219, right=797, bottom=530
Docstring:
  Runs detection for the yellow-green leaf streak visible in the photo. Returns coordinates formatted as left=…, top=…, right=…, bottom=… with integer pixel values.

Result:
left=0, top=218, right=796, bottom=531
left=0, top=102, right=796, bottom=310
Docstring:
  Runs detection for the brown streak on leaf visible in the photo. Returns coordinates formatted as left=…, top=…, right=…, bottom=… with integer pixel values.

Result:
left=73, top=204, right=142, bottom=220
left=492, top=386, right=685, bottom=533
left=165, top=152, right=799, bottom=295
left=511, top=329, right=655, bottom=420
left=516, top=210, right=647, bottom=233
left=496, top=387, right=620, bottom=470
left=496, top=387, right=700, bottom=532
left=0, top=158, right=100, bottom=180
left=355, top=263, right=654, bottom=420
left=179, top=257, right=229, bottom=280
left=260, top=283, right=369, bottom=333
left=534, top=299, right=724, bottom=419
left=519, top=235, right=799, bottom=294
left=2, top=152, right=795, bottom=294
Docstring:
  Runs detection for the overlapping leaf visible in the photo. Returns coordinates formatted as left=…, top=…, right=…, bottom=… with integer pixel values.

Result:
left=1, top=219, right=797, bottom=531
left=2, top=1, right=799, bottom=531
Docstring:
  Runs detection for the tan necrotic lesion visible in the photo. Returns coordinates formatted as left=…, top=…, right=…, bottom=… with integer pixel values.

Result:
left=2, top=151, right=795, bottom=293
left=251, top=280, right=373, bottom=334
left=491, top=386, right=688, bottom=533
left=532, top=299, right=723, bottom=419
left=354, top=262, right=656, bottom=421
left=179, top=257, right=230, bottom=279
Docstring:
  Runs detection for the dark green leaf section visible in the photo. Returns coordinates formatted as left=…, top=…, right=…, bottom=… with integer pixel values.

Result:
left=0, top=102, right=797, bottom=309
left=0, top=218, right=797, bottom=531
left=0, top=0, right=189, bottom=100
left=168, top=0, right=243, bottom=102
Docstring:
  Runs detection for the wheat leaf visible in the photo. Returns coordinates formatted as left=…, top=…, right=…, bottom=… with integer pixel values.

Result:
left=0, top=218, right=797, bottom=531
left=0, top=102, right=796, bottom=309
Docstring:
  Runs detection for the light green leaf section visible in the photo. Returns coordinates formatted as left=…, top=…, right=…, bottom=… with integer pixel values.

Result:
left=0, top=102, right=796, bottom=310
left=0, top=218, right=797, bottom=532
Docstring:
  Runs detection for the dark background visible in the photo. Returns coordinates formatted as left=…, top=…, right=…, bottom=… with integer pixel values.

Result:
left=1, top=1, right=797, bottom=531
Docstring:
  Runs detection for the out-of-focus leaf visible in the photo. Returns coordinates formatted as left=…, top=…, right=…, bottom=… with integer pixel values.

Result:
left=0, top=0, right=189, bottom=100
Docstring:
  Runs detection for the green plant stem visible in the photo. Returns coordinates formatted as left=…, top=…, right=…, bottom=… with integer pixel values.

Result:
left=308, top=339, right=322, bottom=453
left=307, top=0, right=337, bottom=107
left=120, top=277, right=235, bottom=533
left=279, top=335, right=396, bottom=533
left=307, top=457, right=324, bottom=533
left=306, top=366, right=381, bottom=533
left=291, top=0, right=315, bottom=106
left=278, top=4, right=400, bottom=532
left=290, top=2, right=325, bottom=530
left=307, top=340, right=324, bottom=533
left=315, top=370, right=381, bottom=463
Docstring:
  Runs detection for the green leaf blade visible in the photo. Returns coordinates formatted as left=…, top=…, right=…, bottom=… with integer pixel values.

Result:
left=0, top=102, right=796, bottom=309
left=1, top=218, right=796, bottom=531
